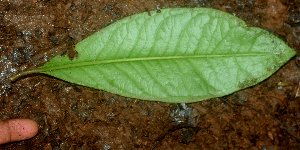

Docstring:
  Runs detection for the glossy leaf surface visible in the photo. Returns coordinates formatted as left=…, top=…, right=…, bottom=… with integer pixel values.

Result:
left=14, top=8, right=296, bottom=103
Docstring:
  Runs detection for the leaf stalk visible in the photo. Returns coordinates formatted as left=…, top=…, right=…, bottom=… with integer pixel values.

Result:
left=9, top=69, right=41, bottom=81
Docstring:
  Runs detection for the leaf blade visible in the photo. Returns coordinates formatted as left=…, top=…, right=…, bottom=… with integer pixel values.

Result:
left=36, top=8, right=295, bottom=103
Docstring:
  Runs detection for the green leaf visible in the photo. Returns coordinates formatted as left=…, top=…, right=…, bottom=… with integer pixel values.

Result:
left=10, top=8, right=296, bottom=103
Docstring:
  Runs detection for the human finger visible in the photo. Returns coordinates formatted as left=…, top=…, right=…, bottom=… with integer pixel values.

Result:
left=0, top=119, right=38, bottom=145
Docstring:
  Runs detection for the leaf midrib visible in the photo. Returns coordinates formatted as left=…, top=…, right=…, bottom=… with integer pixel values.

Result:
left=10, top=52, right=279, bottom=81
left=40, top=52, right=278, bottom=72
